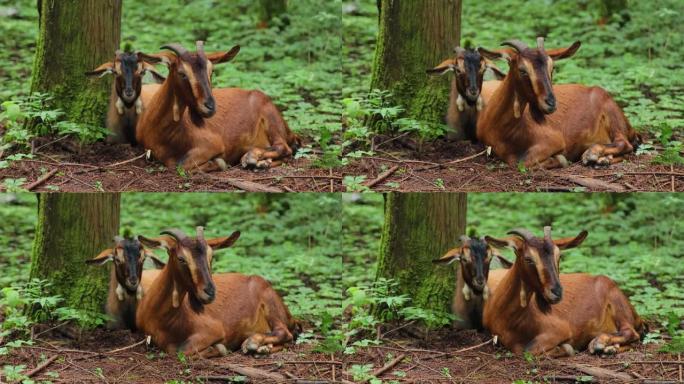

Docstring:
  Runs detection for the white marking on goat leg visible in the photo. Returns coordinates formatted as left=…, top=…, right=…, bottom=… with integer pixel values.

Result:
left=462, top=284, right=472, bottom=301
left=173, top=97, right=180, bottom=122
left=135, top=98, right=143, bottom=115
left=172, top=282, right=180, bottom=308
left=136, top=284, right=144, bottom=300
left=483, top=285, right=490, bottom=301
left=456, top=94, right=465, bottom=112
left=519, top=284, right=527, bottom=308
left=555, top=154, right=569, bottom=168
left=214, top=158, right=228, bottom=171
left=476, top=95, right=484, bottom=111
left=116, top=283, right=125, bottom=301
left=115, top=98, right=125, bottom=115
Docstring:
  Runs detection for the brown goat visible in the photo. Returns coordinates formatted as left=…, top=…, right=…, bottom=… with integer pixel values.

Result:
left=136, top=227, right=300, bottom=357
left=136, top=41, right=301, bottom=171
left=87, top=235, right=166, bottom=330
left=427, top=47, right=505, bottom=141
left=433, top=236, right=512, bottom=330
left=477, top=38, right=640, bottom=168
left=483, top=227, right=644, bottom=357
left=87, top=51, right=165, bottom=145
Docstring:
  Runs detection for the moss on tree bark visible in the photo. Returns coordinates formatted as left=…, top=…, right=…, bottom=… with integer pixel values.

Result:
left=30, top=193, right=120, bottom=322
left=370, top=0, right=462, bottom=129
left=376, top=193, right=466, bottom=313
left=30, top=0, right=121, bottom=127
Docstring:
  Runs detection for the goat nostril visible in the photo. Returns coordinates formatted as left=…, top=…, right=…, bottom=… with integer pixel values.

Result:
left=204, top=286, right=215, bottom=297
left=546, top=97, right=556, bottom=107
left=204, top=100, right=215, bottom=111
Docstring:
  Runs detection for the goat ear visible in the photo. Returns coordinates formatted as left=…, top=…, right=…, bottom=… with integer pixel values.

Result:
left=426, top=59, right=456, bottom=76
left=478, top=47, right=509, bottom=62
left=139, top=52, right=174, bottom=67
left=138, top=235, right=174, bottom=250
left=142, top=62, right=166, bottom=83
left=432, top=247, right=462, bottom=264
left=485, top=61, right=506, bottom=80
left=485, top=236, right=521, bottom=250
left=554, top=230, right=588, bottom=250
left=86, top=249, right=114, bottom=265
left=207, top=45, right=241, bottom=64
left=207, top=231, right=241, bottom=250
left=547, top=41, right=581, bottom=61
left=143, top=250, right=167, bottom=269
left=494, top=253, right=514, bottom=269
left=85, top=62, right=115, bottom=78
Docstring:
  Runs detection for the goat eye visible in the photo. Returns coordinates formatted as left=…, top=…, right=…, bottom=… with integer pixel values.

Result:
left=519, top=69, right=528, bottom=76
left=178, top=257, right=187, bottom=264
left=179, top=73, right=188, bottom=80
left=524, top=257, right=535, bottom=265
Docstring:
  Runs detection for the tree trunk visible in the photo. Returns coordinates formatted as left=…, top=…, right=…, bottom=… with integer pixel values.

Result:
left=30, top=0, right=121, bottom=126
left=376, top=193, right=466, bottom=313
left=30, top=193, right=120, bottom=322
left=370, top=0, right=462, bottom=130
left=257, top=0, right=287, bottom=28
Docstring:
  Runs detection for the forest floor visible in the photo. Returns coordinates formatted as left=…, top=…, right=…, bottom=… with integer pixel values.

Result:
left=0, top=136, right=681, bottom=192
left=4, top=323, right=682, bottom=383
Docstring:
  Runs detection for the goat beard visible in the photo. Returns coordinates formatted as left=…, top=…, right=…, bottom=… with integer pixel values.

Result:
left=188, top=107, right=206, bottom=128
left=187, top=291, right=206, bottom=313
left=535, top=291, right=553, bottom=314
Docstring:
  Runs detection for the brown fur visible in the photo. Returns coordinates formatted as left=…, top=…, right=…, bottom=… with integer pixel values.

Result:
left=483, top=228, right=644, bottom=357
left=477, top=39, right=639, bottom=169
left=137, top=229, right=299, bottom=357
left=137, top=42, right=301, bottom=171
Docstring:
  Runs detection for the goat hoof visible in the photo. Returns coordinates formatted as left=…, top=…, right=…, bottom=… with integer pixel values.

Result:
left=602, top=345, right=618, bottom=355
left=596, top=156, right=611, bottom=166
left=241, top=338, right=259, bottom=354
left=214, top=343, right=228, bottom=356
left=555, top=154, right=569, bottom=168
left=256, top=345, right=272, bottom=355
left=214, top=158, right=228, bottom=171
left=561, top=343, right=575, bottom=356
left=255, top=159, right=272, bottom=169
left=588, top=338, right=605, bottom=354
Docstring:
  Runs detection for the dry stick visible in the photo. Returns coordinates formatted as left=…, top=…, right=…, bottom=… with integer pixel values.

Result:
left=105, top=338, right=146, bottom=354
left=564, top=175, right=626, bottom=192
left=32, top=321, right=69, bottom=339
left=365, top=165, right=400, bottom=188
left=223, top=363, right=286, bottom=380
left=369, top=353, right=406, bottom=380
left=420, top=338, right=494, bottom=362
left=563, top=363, right=632, bottom=381
left=105, top=152, right=147, bottom=168
left=415, top=148, right=488, bottom=172
left=251, top=175, right=344, bottom=181
left=365, top=156, right=439, bottom=166
left=209, top=175, right=283, bottom=193
left=25, top=355, right=59, bottom=378
left=679, top=353, right=682, bottom=383
left=26, top=168, right=59, bottom=191
left=672, top=165, right=676, bottom=192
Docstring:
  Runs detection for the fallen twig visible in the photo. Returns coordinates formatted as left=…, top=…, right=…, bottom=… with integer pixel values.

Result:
left=223, top=363, right=286, bottom=380
left=105, top=152, right=147, bottom=168
left=369, top=353, right=406, bottom=380
left=25, top=355, right=58, bottom=378
left=365, top=165, right=400, bottom=188
left=26, top=169, right=59, bottom=191
left=105, top=338, right=146, bottom=354
left=210, top=176, right=283, bottom=192
left=416, top=148, right=489, bottom=172
left=543, top=375, right=595, bottom=382
left=251, top=175, right=343, bottom=181
left=32, top=321, right=69, bottom=339
left=565, top=175, right=626, bottom=192
left=563, top=363, right=632, bottom=381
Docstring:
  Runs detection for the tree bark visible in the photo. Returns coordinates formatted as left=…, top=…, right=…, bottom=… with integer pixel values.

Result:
left=30, top=193, right=120, bottom=321
left=376, top=193, right=466, bottom=313
left=370, top=0, right=462, bottom=129
left=30, top=0, right=121, bottom=126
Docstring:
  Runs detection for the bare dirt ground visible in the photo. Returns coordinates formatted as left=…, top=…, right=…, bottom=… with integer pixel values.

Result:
left=0, top=135, right=682, bottom=192
left=3, top=322, right=681, bottom=383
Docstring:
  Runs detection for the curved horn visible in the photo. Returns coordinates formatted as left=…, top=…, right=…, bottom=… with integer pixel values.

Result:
left=115, top=49, right=123, bottom=57
left=160, top=228, right=188, bottom=242
left=507, top=228, right=536, bottom=242
left=536, top=36, right=545, bottom=51
left=501, top=39, right=528, bottom=53
left=160, top=43, right=188, bottom=57
left=114, top=235, right=124, bottom=244
left=196, top=226, right=205, bottom=241
left=543, top=226, right=552, bottom=240
left=459, top=235, right=471, bottom=246
left=454, top=46, right=465, bottom=56
left=196, top=41, right=206, bottom=57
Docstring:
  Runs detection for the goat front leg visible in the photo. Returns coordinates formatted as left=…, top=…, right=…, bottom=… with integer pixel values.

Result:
left=179, top=327, right=228, bottom=359
left=523, top=324, right=574, bottom=358
left=588, top=323, right=640, bottom=356
left=241, top=321, right=294, bottom=355
left=178, top=147, right=226, bottom=173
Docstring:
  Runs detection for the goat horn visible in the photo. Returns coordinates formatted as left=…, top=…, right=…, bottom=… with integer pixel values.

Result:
left=160, top=228, right=188, bottom=242
left=113, top=235, right=124, bottom=244
left=537, top=37, right=545, bottom=50
left=501, top=39, right=528, bottom=53
left=196, top=226, right=205, bottom=241
left=160, top=43, right=188, bottom=57
left=453, top=46, right=465, bottom=56
left=507, top=228, right=536, bottom=242
left=459, top=235, right=471, bottom=246
left=543, top=226, right=552, bottom=240
left=196, top=41, right=205, bottom=57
